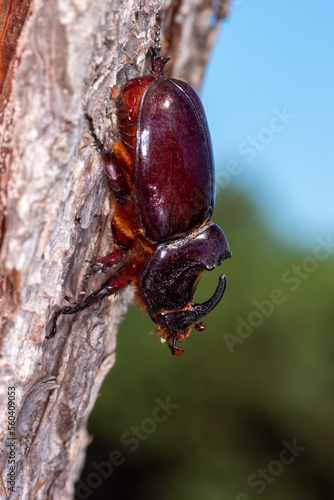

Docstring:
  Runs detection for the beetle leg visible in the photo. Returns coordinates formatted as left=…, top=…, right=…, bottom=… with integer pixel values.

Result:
left=76, top=248, right=126, bottom=302
left=88, top=248, right=125, bottom=276
left=193, top=322, right=205, bottom=332
left=103, top=150, right=132, bottom=205
left=111, top=223, right=132, bottom=251
left=46, top=263, right=135, bottom=339
left=150, top=15, right=171, bottom=76
left=76, top=264, right=93, bottom=302
left=85, top=113, right=132, bottom=205
left=167, top=335, right=184, bottom=356
left=84, top=111, right=105, bottom=151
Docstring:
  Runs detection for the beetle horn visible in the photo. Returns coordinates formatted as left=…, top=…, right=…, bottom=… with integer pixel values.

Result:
left=155, top=275, right=227, bottom=331
left=186, top=275, right=227, bottom=324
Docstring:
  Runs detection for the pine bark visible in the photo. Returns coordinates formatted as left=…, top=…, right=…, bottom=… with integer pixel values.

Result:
left=0, top=0, right=229, bottom=498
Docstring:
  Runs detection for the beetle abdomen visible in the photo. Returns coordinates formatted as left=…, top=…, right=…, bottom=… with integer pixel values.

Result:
left=135, top=77, right=215, bottom=243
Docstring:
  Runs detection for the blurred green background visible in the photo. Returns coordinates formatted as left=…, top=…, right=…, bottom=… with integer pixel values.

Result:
left=76, top=188, right=334, bottom=500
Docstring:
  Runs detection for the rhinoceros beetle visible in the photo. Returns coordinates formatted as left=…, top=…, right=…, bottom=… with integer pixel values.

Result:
left=46, top=15, right=231, bottom=355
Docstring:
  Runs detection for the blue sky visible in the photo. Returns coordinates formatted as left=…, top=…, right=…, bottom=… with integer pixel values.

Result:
left=201, top=0, right=334, bottom=249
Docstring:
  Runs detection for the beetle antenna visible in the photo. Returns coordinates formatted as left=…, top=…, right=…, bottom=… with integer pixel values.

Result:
left=150, top=14, right=170, bottom=76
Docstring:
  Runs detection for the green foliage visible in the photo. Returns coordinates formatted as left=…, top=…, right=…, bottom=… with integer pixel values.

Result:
left=78, top=188, right=334, bottom=500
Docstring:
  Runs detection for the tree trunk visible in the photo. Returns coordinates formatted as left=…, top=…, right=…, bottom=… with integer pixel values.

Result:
left=0, top=0, right=229, bottom=498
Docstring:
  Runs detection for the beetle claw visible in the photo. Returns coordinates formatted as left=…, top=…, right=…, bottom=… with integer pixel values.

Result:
left=88, top=261, right=104, bottom=275
left=193, top=322, right=206, bottom=332
left=167, top=336, right=184, bottom=356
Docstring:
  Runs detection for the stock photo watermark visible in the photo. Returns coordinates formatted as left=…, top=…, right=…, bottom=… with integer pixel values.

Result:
left=5, top=387, right=17, bottom=494
left=236, top=438, right=306, bottom=499
left=238, top=107, right=296, bottom=162
left=216, top=107, right=296, bottom=190
left=75, top=397, right=179, bottom=499
left=223, top=235, right=334, bottom=353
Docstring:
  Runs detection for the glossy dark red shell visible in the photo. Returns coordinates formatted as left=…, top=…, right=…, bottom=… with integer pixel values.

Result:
left=135, top=77, right=215, bottom=243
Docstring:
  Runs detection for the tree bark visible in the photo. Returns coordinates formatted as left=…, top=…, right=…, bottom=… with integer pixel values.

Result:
left=0, top=0, right=229, bottom=498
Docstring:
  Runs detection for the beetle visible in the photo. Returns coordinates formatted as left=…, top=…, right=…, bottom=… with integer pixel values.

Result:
left=46, top=15, right=232, bottom=355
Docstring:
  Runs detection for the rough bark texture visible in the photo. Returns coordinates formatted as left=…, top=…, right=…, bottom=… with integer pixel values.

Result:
left=0, top=0, right=229, bottom=498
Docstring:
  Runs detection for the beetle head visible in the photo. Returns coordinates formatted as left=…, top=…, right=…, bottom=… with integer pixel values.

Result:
left=139, top=222, right=231, bottom=355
